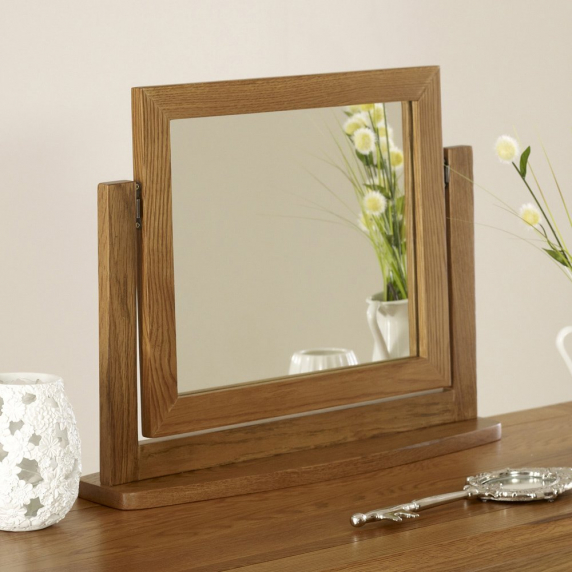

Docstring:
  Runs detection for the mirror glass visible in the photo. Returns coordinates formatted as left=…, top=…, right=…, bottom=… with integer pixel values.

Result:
left=171, top=102, right=413, bottom=393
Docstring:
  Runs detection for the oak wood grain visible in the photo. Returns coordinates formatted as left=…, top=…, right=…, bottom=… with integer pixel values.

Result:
left=97, top=181, right=139, bottom=485
left=410, top=68, right=449, bottom=377
left=79, top=416, right=500, bottom=509
left=136, top=390, right=460, bottom=480
left=445, top=146, right=478, bottom=421
left=133, top=66, right=452, bottom=437
left=6, top=404, right=572, bottom=572
left=137, top=66, right=437, bottom=119
left=402, top=100, right=418, bottom=355
left=132, top=88, right=178, bottom=438
left=134, top=398, right=561, bottom=482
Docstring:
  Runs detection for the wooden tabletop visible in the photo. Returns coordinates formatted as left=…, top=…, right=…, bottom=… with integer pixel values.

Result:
left=3, top=403, right=572, bottom=572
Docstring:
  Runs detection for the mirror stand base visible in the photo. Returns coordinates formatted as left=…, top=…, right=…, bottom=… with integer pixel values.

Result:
left=79, top=417, right=500, bottom=510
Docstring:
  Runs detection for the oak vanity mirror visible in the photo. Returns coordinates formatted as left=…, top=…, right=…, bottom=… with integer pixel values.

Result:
left=135, top=68, right=451, bottom=439
left=79, top=67, right=501, bottom=511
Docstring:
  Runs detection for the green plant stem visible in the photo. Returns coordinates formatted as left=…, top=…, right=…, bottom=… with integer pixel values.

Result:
left=528, top=162, right=568, bottom=246
left=511, top=162, right=566, bottom=254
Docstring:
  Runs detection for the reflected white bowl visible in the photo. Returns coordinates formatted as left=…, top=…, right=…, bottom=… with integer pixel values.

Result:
left=289, top=348, right=358, bottom=375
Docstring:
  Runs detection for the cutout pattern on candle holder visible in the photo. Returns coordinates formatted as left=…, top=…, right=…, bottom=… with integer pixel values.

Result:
left=0, top=376, right=81, bottom=531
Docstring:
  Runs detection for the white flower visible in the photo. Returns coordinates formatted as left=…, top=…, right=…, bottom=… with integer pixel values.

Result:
left=343, top=113, right=367, bottom=135
left=344, top=104, right=362, bottom=114
left=369, top=139, right=391, bottom=167
left=376, top=124, right=394, bottom=140
left=370, top=104, right=385, bottom=126
left=1, top=398, right=26, bottom=421
left=366, top=173, right=386, bottom=188
left=0, top=463, right=18, bottom=494
left=2, top=433, right=27, bottom=462
left=357, top=213, right=382, bottom=236
left=495, top=135, right=520, bottom=163
left=0, top=503, right=27, bottom=524
left=0, top=417, right=10, bottom=438
left=357, top=213, right=370, bottom=233
left=378, top=137, right=393, bottom=154
left=390, top=148, right=404, bottom=169
left=39, top=434, right=62, bottom=457
left=359, top=103, right=375, bottom=112
left=50, top=475, right=73, bottom=501
left=9, top=480, right=34, bottom=505
left=353, top=127, right=376, bottom=155
left=519, top=203, right=542, bottom=228
left=41, top=463, right=67, bottom=485
left=363, top=191, right=387, bottom=216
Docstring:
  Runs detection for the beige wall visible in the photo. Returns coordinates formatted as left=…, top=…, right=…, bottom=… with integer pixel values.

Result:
left=1, top=0, right=571, bottom=474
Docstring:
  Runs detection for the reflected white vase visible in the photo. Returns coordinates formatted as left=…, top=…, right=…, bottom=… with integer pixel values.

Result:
left=557, top=327, right=572, bottom=376
left=0, top=373, right=81, bottom=532
left=289, top=348, right=358, bottom=375
left=366, top=296, right=410, bottom=362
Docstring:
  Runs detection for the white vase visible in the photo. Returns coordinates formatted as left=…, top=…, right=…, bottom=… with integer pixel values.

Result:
left=557, top=327, right=572, bottom=376
left=0, top=373, right=81, bottom=532
left=366, top=296, right=410, bottom=361
left=289, top=348, right=358, bottom=375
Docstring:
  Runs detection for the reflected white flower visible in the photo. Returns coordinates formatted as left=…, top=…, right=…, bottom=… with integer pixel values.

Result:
left=357, top=213, right=370, bottom=233
left=370, top=104, right=385, bottom=126
left=495, top=135, right=520, bottom=163
left=357, top=212, right=383, bottom=236
left=353, top=127, right=376, bottom=155
left=519, top=203, right=542, bottom=229
left=378, top=137, right=393, bottom=154
left=343, top=113, right=367, bottom=135
left=390, top=148, right=404, bottom=169
left=363, top=191, right=387, bottom=216
left=366, top=173, right=386, bottom=188
left=376, top=124, right=394, bottom=140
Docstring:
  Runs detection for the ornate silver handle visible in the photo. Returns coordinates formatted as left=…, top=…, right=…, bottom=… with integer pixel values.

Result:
left=351, top=489, right=472, bottom=527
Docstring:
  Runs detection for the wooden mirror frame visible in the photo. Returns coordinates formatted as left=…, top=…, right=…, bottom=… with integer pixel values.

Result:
left=79, top=67, right=501, bottom=510
left=134, top=66, right=451, bottom=438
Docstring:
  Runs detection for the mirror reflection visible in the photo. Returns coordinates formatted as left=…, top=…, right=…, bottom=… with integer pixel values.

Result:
left=171, top=102, right=412, bottom=393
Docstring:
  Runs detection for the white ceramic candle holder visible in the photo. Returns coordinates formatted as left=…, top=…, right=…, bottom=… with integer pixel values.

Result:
left=0, top=373, right=81, bottom=531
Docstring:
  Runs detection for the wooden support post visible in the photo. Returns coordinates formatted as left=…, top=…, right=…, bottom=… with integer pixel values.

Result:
left=96, top=181, right=139, bottom=486
left=445, top=147, right=478, bottom=421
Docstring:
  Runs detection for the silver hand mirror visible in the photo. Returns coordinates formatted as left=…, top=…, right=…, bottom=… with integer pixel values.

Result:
left=351, top=467, right=572, bottom=527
